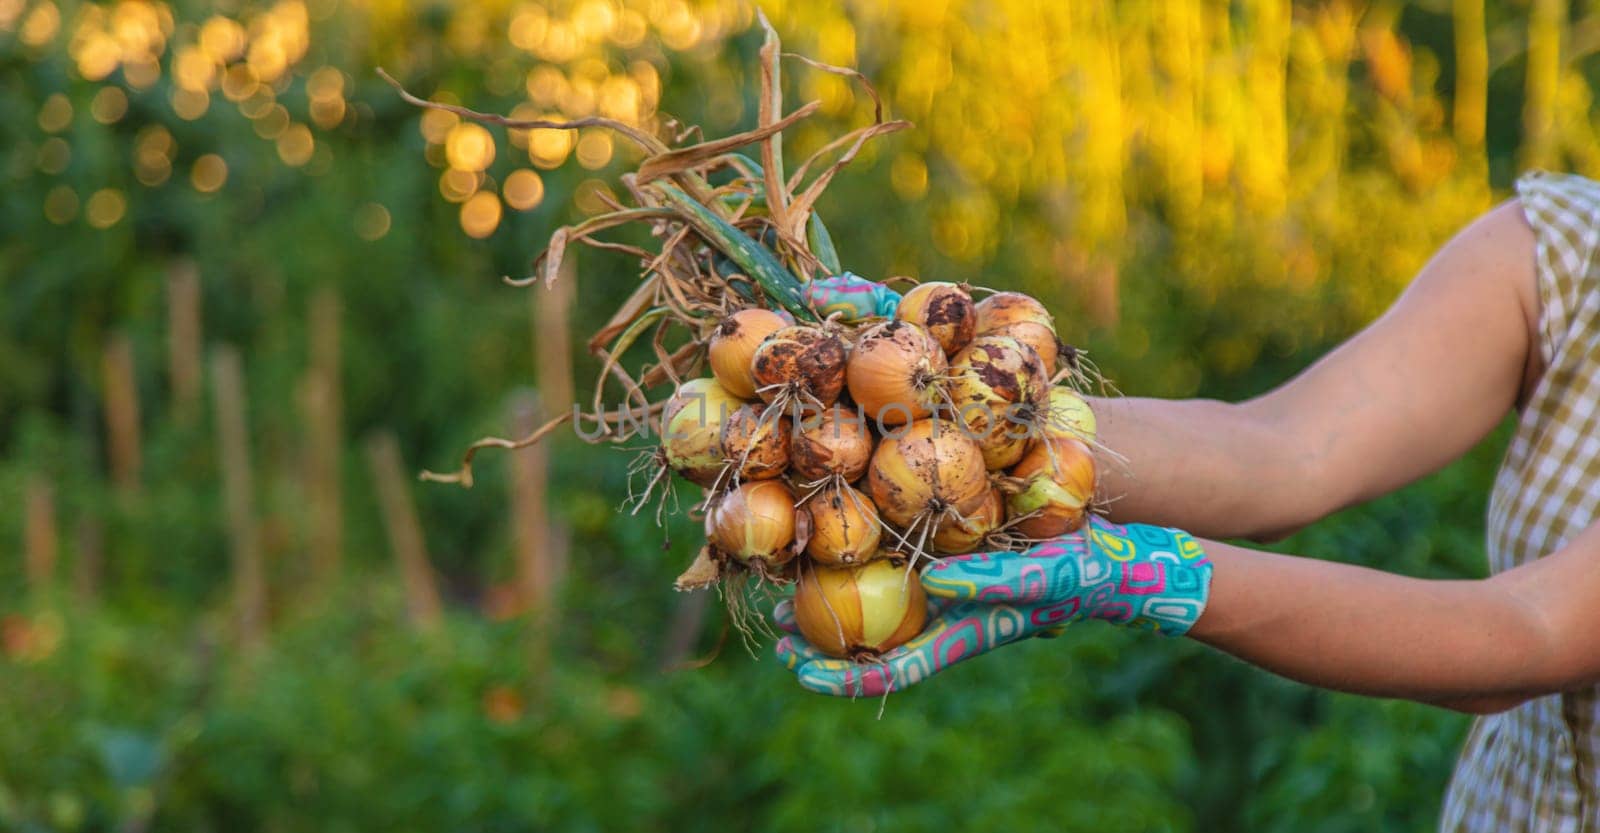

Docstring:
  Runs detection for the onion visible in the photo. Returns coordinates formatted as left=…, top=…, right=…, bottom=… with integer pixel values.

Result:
left=895, top=281, right=976, bottom=356
left=709, top=309, right=788, bottom=399
left=791, top=408, right=874, bottom=483
left=1005, top=437, right=1095, bottom=539
left=946, top=335, right=1050, bottom=470
left=1038, top=386, right=1096, bottom=444
left=801, top=484, right=883, bottom=565
left=705, top=479, right=798, bottom=571
left=719, top=403, right=790, bottom=482
left=867, top=419, right=990, bottom=555
left=662, top=378, right=744, bottom=487
left=930, top=487, right=1005, bottom=554
left=750, top=325, right=847, bottom=409
left=846, top=320, right=948, bottom=427
left=974, top=292, right=1060, bottom=375
left=794, top=559, right=928, bottom=659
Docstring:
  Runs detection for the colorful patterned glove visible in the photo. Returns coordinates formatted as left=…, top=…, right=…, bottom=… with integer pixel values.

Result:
left=802, top=272, right=901, bottom=321
left=773, top=515, right=1213, bottom=697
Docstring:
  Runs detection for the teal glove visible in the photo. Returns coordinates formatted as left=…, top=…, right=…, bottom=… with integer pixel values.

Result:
left=774, top=515, right=1213, bottom=697
left=802, top=272, right=900, bottom=321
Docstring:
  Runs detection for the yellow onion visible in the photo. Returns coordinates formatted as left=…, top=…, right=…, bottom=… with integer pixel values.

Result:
left=867, top=419, right=990, bottom=534
left=750, top=325, right=847, bottom=408
left=930, top=487, right=1005, bottom=554
left=1038, top=386, right=1096, bottom=444
left=895, top=281, right=976, bottom=356
left=709, top=309, right=787, bottom=399
left=802, top=484, right=883, bottom=565
left=1005, top=437, right=1095, bottom=539
left=791, top=408, right=874, bottom=482
left=662, top=378, right=745, bottom=487
left=719, top=403, right=790, bottom=482
left=946, top=335, right=1050, bottom=471
left=846, top=320, right=948, bottom=427
left=705, top=479, right=797, bottom=570
left=794, top=559, right=928, bottom=659
left=974, top=292, right=1061, bottom=375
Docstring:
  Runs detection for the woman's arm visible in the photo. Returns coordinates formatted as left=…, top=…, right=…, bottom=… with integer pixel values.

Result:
left=1091, top=200, right=1541, bottom=541
left=1188, top=519, right=1600, bottom=713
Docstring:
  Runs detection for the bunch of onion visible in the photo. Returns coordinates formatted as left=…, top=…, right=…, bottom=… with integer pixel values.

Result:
left=705, top=479, right=801, bottom=581
left=894, top=281, right=976, bottom=357
left=999, top=436, right=1097, bottom=539
left=800, top=483, right=882, bottom=565
left=846, top=321, right=949, bottom=427
left=866, top=418, right=991, bottom=563
left=945, top=334, right=1050, bottom=471
left=974, top=292, right=1063, bottom=377
left=751, top=324, right=847, bottom=414
left=709, top=308, right=789, bottom=399
left=793, top=559, right=928, bottom=660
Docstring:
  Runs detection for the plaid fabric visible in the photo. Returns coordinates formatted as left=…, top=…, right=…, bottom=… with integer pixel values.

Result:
left=1439, top=171, right=1600, bottom=832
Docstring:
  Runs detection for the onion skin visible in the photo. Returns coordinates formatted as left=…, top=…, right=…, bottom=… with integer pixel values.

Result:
left=930, top=487, right=1005, bottom=554
left=662, top=378, right=745, bottom=487
left=791, top=408, right=874, bottom=482
left=867, top=419, right=990, bottom=529
left=705, top=480, right=798, bottom=567
left=1038, top=386, right=1096, bottom=444
left=896, top=282, right=976, bottom=357
left=947, top=335, right=1050, bottom=471
left=846, top=320, right=948, bottom=427
left=709, top=309, right=788, bottom=399
left=802, top=484, right=883, bottom=565
left=750, top=325, right=847, bottom=407
left=719, top=403, right=791, bottom=481
left=1005, top=437, right=1095, bottom=539
left=794, top=559, right=928, bottom=658
left=974, top=292, right=1060, bottom=375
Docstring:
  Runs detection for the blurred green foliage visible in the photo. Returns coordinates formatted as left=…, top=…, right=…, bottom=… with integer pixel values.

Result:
left=4, top=0, right=1598, bottom=830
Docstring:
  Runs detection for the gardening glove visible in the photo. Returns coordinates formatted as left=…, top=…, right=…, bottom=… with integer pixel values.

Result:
left=802, top=272, right=900, bottom=321
left=773, top=515, right=1213, bottom=697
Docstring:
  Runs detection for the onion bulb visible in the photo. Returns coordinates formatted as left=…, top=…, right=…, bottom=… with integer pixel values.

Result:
left=1038, top=386, right=1096, bottom=444
left=705, top=480, right=798, bottom=570
left=801, top=484, right=883, bottom=565
left=791, top=408, right=874, bottom=483
left=946, top=335, right=1050, bottom=470
left=709, top=309, right=788, bottom=399
left=719, top=403, right=790, bottom=482
left=846, top=321, right=948, bottom=427
left=750, top=325, right=847, bottom=408
left=867, top=419, right=990, bottom=534
left=974, top=292, right=1061, bottom=375
left=1005, top=437, right=1095, bottom=539
left=662, top=378, right=745, bottom=487
left=895, top=281, right=976, bottom=356
left=794, top=559, right=928, bottom=659
left=930, top=487, right=1005, bottom=554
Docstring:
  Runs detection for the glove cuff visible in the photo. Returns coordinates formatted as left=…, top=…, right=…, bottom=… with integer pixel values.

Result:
left=1085, top=526, right=1213, bottom=636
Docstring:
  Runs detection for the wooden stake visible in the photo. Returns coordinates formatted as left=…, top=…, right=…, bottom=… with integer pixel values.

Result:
left=365, top=432, right=443, bottom=630
left=303, top=288, right=344, bottom=586
left=102, top=333, right=143, bottom=496
left=72, top=518, right=103, bottom=606
left=167, top=259, right=203, bottom=422
left=1522, top=0, right=1564, bottom=170
left=533, top=260, right=576, bottom=416
left=508, top=393, right=564, bottom=616
left=23, top=475, right=57, bottom=595
left=210, top=346, right=267, bottom=646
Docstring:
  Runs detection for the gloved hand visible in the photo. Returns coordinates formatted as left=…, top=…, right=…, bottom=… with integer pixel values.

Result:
left=802, top=272, right=901, bottom=321
left=773, top=515, right=1213, bottom=697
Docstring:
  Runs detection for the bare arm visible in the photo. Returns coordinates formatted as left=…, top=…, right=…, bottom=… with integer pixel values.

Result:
left=1187, top=518, right=1600, bottom=713
left=1091, top=200, right=1540, bottom=541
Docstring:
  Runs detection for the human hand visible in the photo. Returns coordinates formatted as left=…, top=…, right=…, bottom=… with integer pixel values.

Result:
left=773, top=515, right=1213, bottom=696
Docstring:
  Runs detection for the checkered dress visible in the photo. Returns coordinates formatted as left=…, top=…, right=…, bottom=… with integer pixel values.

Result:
left=1439, top=171, right=1600, bottom=832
